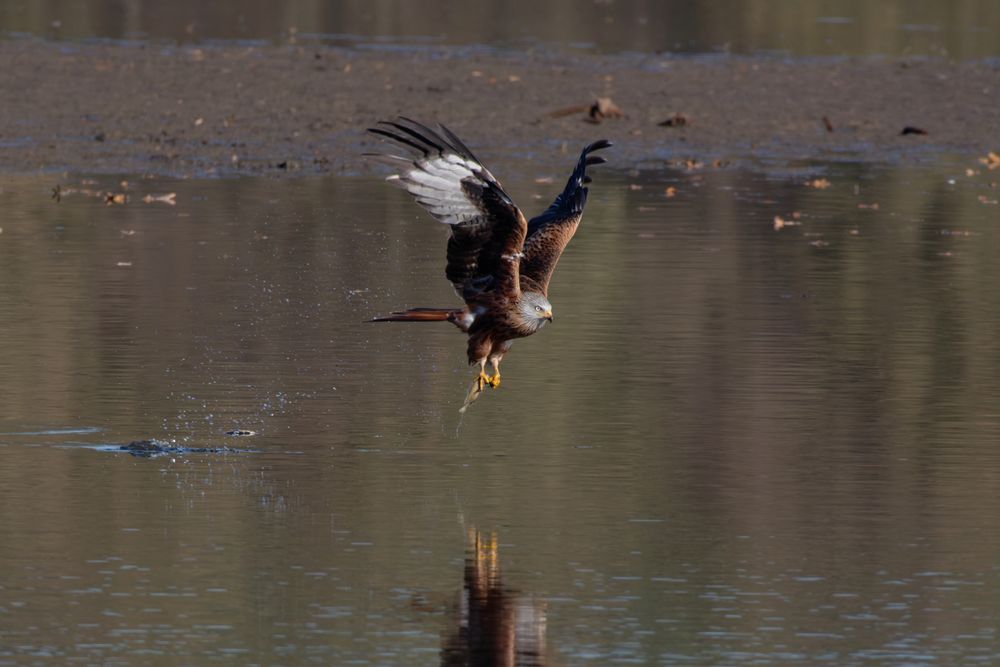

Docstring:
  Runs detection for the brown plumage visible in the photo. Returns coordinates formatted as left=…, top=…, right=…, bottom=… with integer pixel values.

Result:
left=368, top=117, right=610, bottom=411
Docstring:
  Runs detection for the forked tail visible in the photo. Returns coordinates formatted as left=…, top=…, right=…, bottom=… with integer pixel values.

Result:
left=371, top=307, right=463, bottom=323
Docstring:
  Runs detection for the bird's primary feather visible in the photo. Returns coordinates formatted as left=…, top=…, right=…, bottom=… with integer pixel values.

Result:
left=365, top=117, right=525, bottom=299
left=521, top=139, right=612, bottom=294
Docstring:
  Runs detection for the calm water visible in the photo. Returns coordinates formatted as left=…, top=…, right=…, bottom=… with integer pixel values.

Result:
left=2, top=0, right=1000, bottom=59
left=1, top=161, right=1000, bottom=665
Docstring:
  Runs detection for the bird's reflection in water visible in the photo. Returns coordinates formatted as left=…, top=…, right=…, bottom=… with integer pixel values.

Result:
left=441, top=529, right=549, bottom=666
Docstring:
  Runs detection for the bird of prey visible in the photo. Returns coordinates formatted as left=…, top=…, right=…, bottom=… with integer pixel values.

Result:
left=368, top=118, right=610, bottom=411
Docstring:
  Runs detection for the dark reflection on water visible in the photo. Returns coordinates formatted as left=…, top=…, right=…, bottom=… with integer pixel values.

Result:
left=1, top=0, right=999, bottom=59
left=1, top=161, right=1000, bottom=664
left=442, top=529, right=547, bottom=666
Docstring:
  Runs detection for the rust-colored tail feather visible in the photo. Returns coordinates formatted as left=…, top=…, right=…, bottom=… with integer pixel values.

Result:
left=371, top=308, right=461, bottom=323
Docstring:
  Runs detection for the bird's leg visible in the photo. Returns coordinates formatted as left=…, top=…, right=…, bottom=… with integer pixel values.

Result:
left=461, top=360, right=490, bottom=413
left=487, top=356, right=502, bottom=388
left=475, top=359, right=491, bottom=391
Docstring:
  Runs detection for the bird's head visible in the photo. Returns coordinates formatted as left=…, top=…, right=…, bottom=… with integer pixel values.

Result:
left=519, top=292, right=553, bottom=331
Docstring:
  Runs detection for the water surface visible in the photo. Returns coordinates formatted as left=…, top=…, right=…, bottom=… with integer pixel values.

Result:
left=2, top=0, right=999, bottom=59
left=1, top=161, right=1000, bottom=664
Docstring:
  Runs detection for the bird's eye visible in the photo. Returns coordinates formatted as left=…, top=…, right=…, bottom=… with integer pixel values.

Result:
left=535, top=305, right=543, bottom=312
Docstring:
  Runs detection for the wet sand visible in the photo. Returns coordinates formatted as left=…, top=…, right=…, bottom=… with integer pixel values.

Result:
left=1, top=38, right=997, bottom=176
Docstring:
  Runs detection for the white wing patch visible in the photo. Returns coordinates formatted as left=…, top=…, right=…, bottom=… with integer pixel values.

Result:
left=385, top=153, right=490, bottom=226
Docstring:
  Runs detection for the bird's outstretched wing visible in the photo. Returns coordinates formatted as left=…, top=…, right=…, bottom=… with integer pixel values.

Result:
left=520, top=139, right=611, bottom=295
left=366, top=118, right=527, bottom=300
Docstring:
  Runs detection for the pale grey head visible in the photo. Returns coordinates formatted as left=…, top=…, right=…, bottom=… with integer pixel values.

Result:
left=518, top=292, right=553, bottom=332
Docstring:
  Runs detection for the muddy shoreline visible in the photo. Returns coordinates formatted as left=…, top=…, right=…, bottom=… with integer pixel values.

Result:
left=1, top=38, right=997, bottom=177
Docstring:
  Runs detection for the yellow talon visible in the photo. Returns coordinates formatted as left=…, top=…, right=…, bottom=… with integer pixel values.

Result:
left=476, top=371, right=491, bottom=391
left=488, top=373, right=501, bottom=388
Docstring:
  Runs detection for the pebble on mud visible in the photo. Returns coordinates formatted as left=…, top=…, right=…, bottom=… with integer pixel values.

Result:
left=142, top=193, right=177, bottom=205
left=773, top=212, right=802, bottom=231
left=980, top=151, right=1000, bottom=169
left=589, top=97, right=625, bottom=121
left=658, top=112, right=688, bottom=127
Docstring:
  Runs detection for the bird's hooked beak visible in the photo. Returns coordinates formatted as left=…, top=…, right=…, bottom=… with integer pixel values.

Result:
left=544, top=310, right=553, bottom=322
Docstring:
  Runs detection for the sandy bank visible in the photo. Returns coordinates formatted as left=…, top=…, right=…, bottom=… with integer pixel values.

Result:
left=0, top=39, right=997, bottom=177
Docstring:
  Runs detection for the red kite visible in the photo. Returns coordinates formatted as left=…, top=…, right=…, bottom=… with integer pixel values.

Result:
left=368, top=118, right=610, bottom=411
